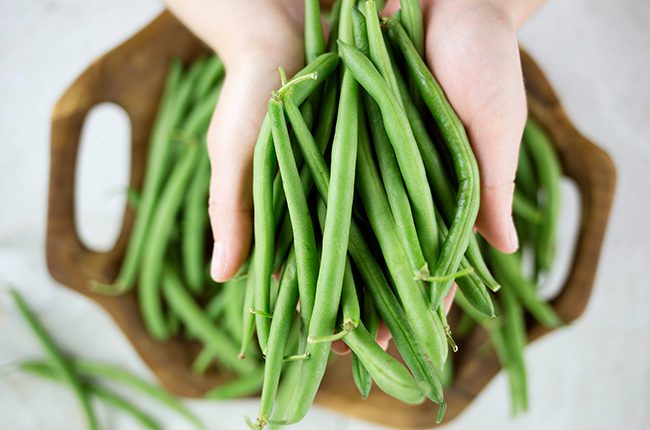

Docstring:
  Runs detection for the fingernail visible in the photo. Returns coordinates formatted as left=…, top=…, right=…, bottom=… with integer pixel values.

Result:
left=211, top=241, right=226, bottom=280
left=507, top=217, right=519, bottom=252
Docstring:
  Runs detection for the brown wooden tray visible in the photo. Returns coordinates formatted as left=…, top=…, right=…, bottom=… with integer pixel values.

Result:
left=47, top=10, right=616, bottom=428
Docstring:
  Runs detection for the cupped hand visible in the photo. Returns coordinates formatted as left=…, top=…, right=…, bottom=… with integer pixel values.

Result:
left=166, top=0, right=306, bottom=282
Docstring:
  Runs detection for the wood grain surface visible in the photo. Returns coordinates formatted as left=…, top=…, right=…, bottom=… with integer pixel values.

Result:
left=47, top=10, right=616, bottom=428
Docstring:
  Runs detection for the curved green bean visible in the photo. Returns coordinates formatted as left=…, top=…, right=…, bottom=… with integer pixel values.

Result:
left=205, top=367, right=265, bottom=400
left=11, top=290, right=98, bottom=430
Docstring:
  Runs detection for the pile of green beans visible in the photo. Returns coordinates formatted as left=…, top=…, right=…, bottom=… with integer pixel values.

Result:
left=85, top=0, right=566, bottom=426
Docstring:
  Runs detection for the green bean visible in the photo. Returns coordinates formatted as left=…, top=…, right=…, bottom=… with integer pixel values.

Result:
left=240, top=259, right=257, bottom=358
left=488, top=249, right=562, bottom=327
left=513, top=188, right=543, bottom=224
left=399, top=0, right=425, bottom=57
left=182, top=152, right=210, bottom=293
left=340, top=259, right=360, bottom=331
left=269, top=98, right=319, bottom=325
left=523, top=118, right=561, bottom=275
left=338, top=40, right=441, bottom=268
left=499, top=284, right=528, bottom=414
left=223, top=276, right=247, bottom=341
left=95, top=59, right=203, bottom=294
left=10, top=290, right=98, bottom=430
left=252, top=53, right=339, bottom=353
left=139, top=141, right=200, bottom=340
left=343, top=323, right=425, bottom=405
left=384, top=20, right=481, bottom=309
left=161, top=266, right=255, bottom=374
left=205, top=367, right=265, bottom=400
left=284, top=3, right=359, bottom=422
left=267, top=359, right=301, bottom=429
left=327, top=0, right=342, bottom=52
left=192, top=347, right=215, bottom=374
left=19, top=362, right=159, bottom=430
left=72, top=359, right=203, bottom=429
left=516, top=140, right=537, bottom=201
left=351, top=293, right=379, bottom=399
left=257, top=251, right=300, bottom=427
left=288, top=84, right=443, bottom=403
left=205, top=289, right=227, bottom=321
left=304, top=0, right=326, bottom=63
left=355, top=107, right=448, bottom=369
left=387, top=20, right=500, bottom=294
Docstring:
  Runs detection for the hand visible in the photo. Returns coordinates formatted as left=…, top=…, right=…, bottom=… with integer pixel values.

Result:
left=165, top=0, right=306, bottom=281
left=385, top=0, right=544, bottom=253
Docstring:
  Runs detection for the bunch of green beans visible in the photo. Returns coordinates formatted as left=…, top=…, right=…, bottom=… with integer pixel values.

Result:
left=83, top=0, right=567, bottom=426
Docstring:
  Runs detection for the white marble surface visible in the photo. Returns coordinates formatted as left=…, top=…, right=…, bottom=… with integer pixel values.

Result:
left=1, top=0, right=649, bottom=429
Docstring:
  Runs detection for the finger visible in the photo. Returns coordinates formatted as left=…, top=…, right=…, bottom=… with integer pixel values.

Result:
left=207, top=62, right=282, bottom=282
left=424, top=3, right=527, bottom=253
left=375, top=323, right=392, bottom=351
left=332, top=340, right=351, bottom=355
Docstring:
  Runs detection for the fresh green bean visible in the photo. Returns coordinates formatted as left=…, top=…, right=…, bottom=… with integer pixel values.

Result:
left=269, top=97, right=319, bottom=325
left=252, top=53, right=339, bottom=352
left=399, top=0, right=425, bottom=57
left=182, top=152, right=210, bottom=294
left=161, top=266, right=255, bottom=374
left=192, top=347, right=215, bottom=374
left=342, top=323, right=424, bottom=405
left=205, top=367, right=265, bottom=400
left=516, top=140, right=537, bottom=201
left=499, top=284, right=528, bottom=414
left=19, top=362, right=159, bottom=430
left=205, top=289, right=227, bottom=321
left=524, top=118, right=561, bottom=275
left=285, top=3, right=359, bottom=421
left=304, top=0, right=326, bottom=63
left=10, top=290, right=98, bottom=430
left=240, top=259, right=257, bottom=358
left=337, top=40, right=441, bottom=268
left=139, top=141, right=200, bottom=340
left=351, top=293, right=379, bottom=399
left=223, top=276, right=247, bottom=341
left=340, top=259, right=360, bottom=331
left=257, top=251, right=300, bottom=427
left=489, top=249, right=562, bottom=327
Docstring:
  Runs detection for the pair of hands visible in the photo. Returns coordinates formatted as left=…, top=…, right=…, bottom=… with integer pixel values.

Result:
left=165, top=0, right=542, bottom=345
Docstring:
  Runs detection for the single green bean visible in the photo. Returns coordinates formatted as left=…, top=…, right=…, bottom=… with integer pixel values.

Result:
left=240, top=258, right=257, bottom=358
left=343, top=323, right=424, bottom=405
left=205, top=367, right=265, bottom=400
left=257, top=251, right=300, bottom=427
left=351, top=293, right=379, bottom=399
left=139, top=141, right=200, bottom=340
left=524, top=118, right=561, bottom=275
left=19, top=362, right=159, bottom=430
left=516, top=140, right=537, bottom=201
left=399, top=0, right=425, bottom=57
left=269, top=98, right=319, bottom=325
left=304, top=0, right=326, bottom=63
left=161, top=266, right=255, bottom=374
left=223, top=276, right=247, bottom=341
left=10, top=290, right=98, bottom=430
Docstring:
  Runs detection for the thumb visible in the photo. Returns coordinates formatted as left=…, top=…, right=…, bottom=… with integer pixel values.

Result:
left=207, top=61, right=282, bottom=282
left=424, top=4, right=527, bottom=253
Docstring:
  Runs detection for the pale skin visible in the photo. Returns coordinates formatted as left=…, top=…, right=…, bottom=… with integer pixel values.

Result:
left=165, top=0, right=545, bottom=351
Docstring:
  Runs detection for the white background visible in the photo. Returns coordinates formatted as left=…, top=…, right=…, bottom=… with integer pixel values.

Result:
left=1, top=0, right=649, bottom=429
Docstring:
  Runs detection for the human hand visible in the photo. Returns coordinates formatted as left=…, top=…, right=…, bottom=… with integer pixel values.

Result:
left=384, top=0, right=544, bottom=253
left=165, top=0, right=307, bottom=281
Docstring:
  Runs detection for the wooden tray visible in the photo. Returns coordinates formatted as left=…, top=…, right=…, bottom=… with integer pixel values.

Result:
left=47, top=10, right=616, bottom=429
